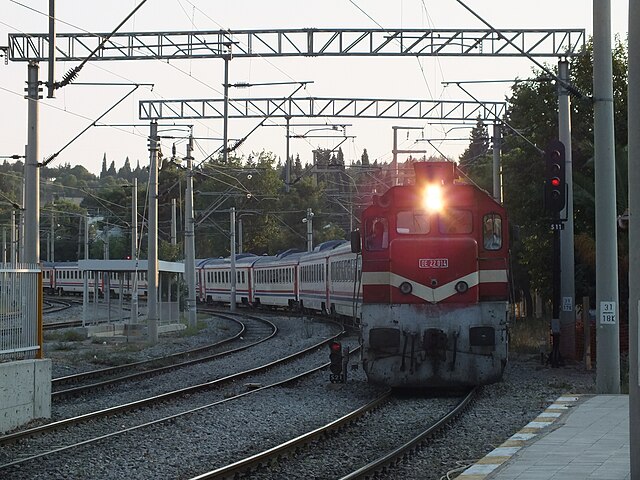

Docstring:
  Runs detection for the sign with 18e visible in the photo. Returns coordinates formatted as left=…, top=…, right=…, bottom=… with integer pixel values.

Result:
left=600, top=301, right=616, bottom=325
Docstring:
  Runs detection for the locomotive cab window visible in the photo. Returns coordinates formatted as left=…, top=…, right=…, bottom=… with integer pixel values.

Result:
left=396, top=210, right=431, bottom=234
left=365, top=217, right=389, bottom=250
left=483, top=213, right=503, bottom=250
left=438, top=208, right=473, bottom=234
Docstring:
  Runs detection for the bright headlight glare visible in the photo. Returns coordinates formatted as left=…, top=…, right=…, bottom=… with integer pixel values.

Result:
left=423, top=184, right=443, bottom=212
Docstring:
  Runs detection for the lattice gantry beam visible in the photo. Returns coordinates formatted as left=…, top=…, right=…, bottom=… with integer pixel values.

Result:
left=139, top=97, right=506, bottom=121
left=9, top=28, right=585, bottom=62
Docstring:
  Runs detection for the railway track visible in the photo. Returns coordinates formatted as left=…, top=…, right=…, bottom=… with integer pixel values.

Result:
left=51, top=312, right=270, bottom=398
left=0, top=316, right=346, bottom=466
left=191, top=387, right=477, bottom=480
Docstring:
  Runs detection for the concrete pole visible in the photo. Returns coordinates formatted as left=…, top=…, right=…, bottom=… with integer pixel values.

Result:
left=230, top=207, right=236, bottom=312
left=558, top=60, right=576, bottom=360
left=10, top=210, right=16, bottom=265
left=184, top=137, right=197, bottom=328
left=2, top=227, right=6, bottom=264
left=50, top=210, right=55, bottom=262
left=131, top=178, right=139, bottom=324
left=47, top=0, right=55, bottom=99
left=24, top=62, right=40, bottom=265
left=306, top=208, right=313, bottom=252
left=148, top=121, right=159, bottom=343
left=492, top=123, right=502, bottom=203
left=627, top=0, right=640, bottom=473
left=171, top=198, right=177, bottom=245
left=285, top=116, right=291, bottom=193
left=19, top=175, right=25, bottom=263
left=82, top=215, right=88, bottom=328
left=392, top=126, right=398, bottom=186
left=223, top=49, right=230, bottom=165
left=593, top=0, right=620, bottom=393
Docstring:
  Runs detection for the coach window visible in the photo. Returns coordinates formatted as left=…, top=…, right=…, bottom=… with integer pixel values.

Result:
left=483, top=213, right=503, bottom=250
left=365, top=217, right=389, bottom=250
left=439, top=208, right=473, bottom=234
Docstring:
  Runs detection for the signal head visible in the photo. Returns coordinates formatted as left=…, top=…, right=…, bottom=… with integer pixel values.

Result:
left=543, top=141, right=566, bottom=213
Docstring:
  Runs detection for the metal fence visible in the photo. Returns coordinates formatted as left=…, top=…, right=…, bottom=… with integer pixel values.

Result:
left=0, top=264, right=42, bottom=362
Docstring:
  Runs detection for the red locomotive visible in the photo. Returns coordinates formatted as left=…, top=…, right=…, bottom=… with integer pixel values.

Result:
left=355, top=161, right=509, bottom=387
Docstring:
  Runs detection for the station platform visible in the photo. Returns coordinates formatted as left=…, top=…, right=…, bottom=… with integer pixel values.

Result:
left=459, top=394, right=630, bottom=480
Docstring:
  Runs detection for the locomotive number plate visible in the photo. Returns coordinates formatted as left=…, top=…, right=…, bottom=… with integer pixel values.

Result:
left=419, top=258, right=448, bottom=268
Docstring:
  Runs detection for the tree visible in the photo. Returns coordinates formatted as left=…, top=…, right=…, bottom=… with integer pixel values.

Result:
left=361, top=148, right=370, bottom=166
left=100, top=153, right=108, bottom=179
left=469, top=36, right=630, bottom=315
left=458, top=117, right=492, bottom=192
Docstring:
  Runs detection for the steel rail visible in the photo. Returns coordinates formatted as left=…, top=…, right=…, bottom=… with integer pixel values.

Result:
left=0, top=323, right=345, bottom=446
left=51, top=313, right=249, bottom=393
left=0, top=346, right=361, bottom=471
left=339, top=387, right=479, bottom=479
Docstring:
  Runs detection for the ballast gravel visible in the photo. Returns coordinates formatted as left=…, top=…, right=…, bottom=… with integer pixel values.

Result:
left=6, top=308, right=597, bottom=480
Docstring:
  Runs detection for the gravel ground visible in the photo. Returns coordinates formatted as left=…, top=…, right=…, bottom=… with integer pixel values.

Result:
left=8, top=306, right=597, bottom=480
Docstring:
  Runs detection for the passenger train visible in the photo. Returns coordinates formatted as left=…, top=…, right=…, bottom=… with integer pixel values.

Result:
left=42, top=262, right=149, bottom=297
left=42, top=161, right=509, bottom=388
left=193, top=161, right=510, bottom=388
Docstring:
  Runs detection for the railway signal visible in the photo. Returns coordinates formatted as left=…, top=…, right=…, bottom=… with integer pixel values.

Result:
left=544, top=140, right=566, bottom=213
left=329, top=341, right=346, bottom=383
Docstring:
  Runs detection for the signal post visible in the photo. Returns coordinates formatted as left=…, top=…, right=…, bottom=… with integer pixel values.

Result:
left=544, top=140, right=566, bottom=367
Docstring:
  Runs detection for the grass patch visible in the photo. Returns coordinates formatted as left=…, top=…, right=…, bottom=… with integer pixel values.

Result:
left=509, top=316, right=549, bottom=354
left=44, top=330, right=86, bottom=342
left=179, top=320, right=208, bottom=337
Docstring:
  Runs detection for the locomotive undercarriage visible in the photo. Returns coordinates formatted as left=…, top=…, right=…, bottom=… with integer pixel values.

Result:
left=360, top=302, right=508, bottom=387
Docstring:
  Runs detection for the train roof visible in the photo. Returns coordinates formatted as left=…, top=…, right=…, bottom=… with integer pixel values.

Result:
left=252, top=249, right=306, bottom=267
left=299, top=239, right=349, bottom=262
left=196, top=254, right=261, bottom=268
left=78, top=259, right=184, bottom=273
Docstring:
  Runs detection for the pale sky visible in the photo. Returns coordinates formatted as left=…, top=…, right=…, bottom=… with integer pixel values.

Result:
left=0, top=1, right=629, bottom=175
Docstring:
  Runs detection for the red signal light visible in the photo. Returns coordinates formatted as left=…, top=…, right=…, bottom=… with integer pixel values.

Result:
left=551, top=178, right=561, bottom=187
left=330, top=341, right=341, bottom=352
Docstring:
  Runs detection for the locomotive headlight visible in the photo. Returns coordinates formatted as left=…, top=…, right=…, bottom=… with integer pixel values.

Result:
left=399, top=282, right=413, bottom=295
left=423, top=184, right=443, bottom=212
left=455, top=281, right=469, bottom=294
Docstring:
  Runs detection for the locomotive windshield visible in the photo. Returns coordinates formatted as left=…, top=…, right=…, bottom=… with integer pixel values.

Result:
left=438, top=208, right=473, bottom=234
left=396, top=210, right=431, bottom=234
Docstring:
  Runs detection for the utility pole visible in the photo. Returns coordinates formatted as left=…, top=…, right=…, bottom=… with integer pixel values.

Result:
left=222, top=43, right=231, bottom=166
left=285, top=116, right=291, bottom=193
left=558, top=59, right=576, bottom=360
left=82, top=215, right=89, bottom=328
left=238, top=217, right=243, bottom=254
left=230, top=207, right=236, bottom=312
left=24, top=62, right=40, bottom=264
left=184, top=136, right=197, bottom=328
left=627, top=0, right=640, bottom=473
left=10, top=210, right=16, bottom=265
left=47, top=0, right=55, bottom=98
left=593, top=0, right=620, bottom=393
left=305, top=208, right=314, bottom=252
left=131, top=178, right=139, bottom=324
left=492, top=123, right=502, bottom=202
left=50, top=210, right=55, bottom=262
left=148, top=121, right=159, bottom=343
left=392, top=126, right=426, bottom=186
left=171, top=198, right=177, bottom=245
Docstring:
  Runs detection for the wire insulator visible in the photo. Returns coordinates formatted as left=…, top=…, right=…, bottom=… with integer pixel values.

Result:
left=59, top=67, right=81, bottom=88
